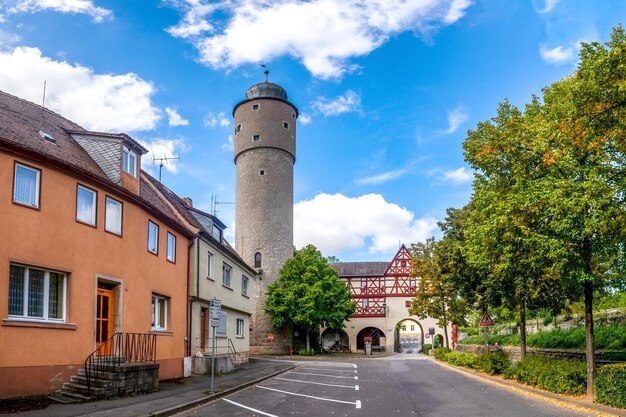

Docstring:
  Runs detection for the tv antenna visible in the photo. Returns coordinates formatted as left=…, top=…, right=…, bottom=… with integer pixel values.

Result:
left=210, top=194, right=235, bottom=216
left=260, top=64, right=269, bottom=82
left=152, top=154, right=180, bottom=183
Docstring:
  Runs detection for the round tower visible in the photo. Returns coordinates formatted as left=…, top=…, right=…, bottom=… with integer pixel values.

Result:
left=233, top=77, right=297, bottom=354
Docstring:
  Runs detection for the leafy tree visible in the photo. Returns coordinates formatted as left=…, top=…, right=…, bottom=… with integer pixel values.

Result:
left=265, top=245, right=356, bottom=351
left=409, top=237, right=468, bottom=349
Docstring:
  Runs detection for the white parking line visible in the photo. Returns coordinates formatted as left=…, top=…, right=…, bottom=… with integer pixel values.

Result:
left=258, top=386, right=362, bottom=409
left=300, top=367, right=357, bottom=373
left=222, top=398, right=278, bottom=417
left=288, top=371, right=358, bottom=380
left=274, top=377, right=359, bottom=390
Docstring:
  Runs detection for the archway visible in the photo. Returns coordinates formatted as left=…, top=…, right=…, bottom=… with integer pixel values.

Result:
left=320, top=329, right=350, bottom=352
left=394, top=319, right=423, bottom=353
left=356, top=327, right=384, bottom=350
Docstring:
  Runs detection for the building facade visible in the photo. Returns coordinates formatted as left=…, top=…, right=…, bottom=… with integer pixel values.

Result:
left=232, top=79, right=298, bottom=354
left=329, top=245, right=451, bottom=353
left=0, top=91, right=193, bottom=398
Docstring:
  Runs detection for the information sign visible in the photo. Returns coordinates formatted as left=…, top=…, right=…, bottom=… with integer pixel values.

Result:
left=209, top=298, right=221, bottom=320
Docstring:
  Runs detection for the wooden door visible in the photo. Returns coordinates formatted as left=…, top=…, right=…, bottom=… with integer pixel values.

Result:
left=200, top=308, right=207, bottom=350
left=96, top=288, right=114, bottom=355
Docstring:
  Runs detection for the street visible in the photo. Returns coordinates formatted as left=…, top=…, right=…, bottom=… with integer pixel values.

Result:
left=176, top=354, right=596, bottom=417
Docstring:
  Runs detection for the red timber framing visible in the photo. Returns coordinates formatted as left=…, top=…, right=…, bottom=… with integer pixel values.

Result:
left=343, top=245, right=417, bottom=318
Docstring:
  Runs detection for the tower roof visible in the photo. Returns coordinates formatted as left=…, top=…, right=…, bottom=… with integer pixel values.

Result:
left=244, top=81, right=288, bottom=101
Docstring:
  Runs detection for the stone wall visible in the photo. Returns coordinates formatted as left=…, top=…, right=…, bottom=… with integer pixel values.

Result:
left=455, top=344, right=617, bottom=362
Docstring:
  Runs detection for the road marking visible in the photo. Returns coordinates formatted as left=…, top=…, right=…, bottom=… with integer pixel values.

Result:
left=274, top=377, right=359, bottom=390
left=288, top=371, right=358, bottom=380
left=258, top=386, right=361, bottom=408
left=222, top=398, right=278, bottom=417
left=300, top=367, right=357, bottom=373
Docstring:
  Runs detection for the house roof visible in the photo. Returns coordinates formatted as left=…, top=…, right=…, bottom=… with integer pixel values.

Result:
left=0, top=90, right=193, bottom=238
left=331, top=262, right=390, bottom=278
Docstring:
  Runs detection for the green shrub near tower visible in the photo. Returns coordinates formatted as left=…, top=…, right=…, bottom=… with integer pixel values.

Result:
left=595, top=363, right=626, bottom=408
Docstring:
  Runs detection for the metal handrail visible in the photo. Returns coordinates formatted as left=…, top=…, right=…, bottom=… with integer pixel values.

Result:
left=228, top=338, right=239, bottom=365
left=84, top=332, right=157, bottom=394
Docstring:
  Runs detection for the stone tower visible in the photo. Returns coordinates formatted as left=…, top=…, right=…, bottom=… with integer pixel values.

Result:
left=233, top=76, right=297, bottom=354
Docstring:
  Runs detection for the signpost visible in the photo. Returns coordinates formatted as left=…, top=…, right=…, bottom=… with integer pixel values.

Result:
left=479, top=311, right=495, bottom=351
left=209, top=298, right=221, bottom=393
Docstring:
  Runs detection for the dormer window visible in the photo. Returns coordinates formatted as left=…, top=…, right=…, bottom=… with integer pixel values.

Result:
left=212, top=223, right=222, bottom=242
left=123, top=146, right=137, bottom=177
left=38, top=130, right=55, bottom=144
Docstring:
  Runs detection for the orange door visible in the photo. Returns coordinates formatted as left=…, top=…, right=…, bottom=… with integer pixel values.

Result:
left=96, top=288, right=114, bottom=355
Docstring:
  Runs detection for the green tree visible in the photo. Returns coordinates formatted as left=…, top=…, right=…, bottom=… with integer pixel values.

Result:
left=409, top=237, right=468, bottom=349
left=265, top=245, right=356, bottom=351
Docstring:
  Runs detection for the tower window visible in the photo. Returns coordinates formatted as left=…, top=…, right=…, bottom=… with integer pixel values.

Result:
left=254, top=252, right=262, bottom=268
left=236, top=124, right=241, bottom=134
left=259, top=170, right=265, bottom=176
left=253, top=135, right=260, bottom=141
left=252, top=104, right=259, bottom=110
left=292, top=113, right=295, bottom=118
left=283, top=122, right=289, bottom=129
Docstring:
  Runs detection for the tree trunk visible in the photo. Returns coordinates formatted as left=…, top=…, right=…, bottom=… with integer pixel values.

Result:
left=443, top=322, right=450, bottom=350
left=584, top=279, right=595, bottom=398
left=306, top=330, right=311, bottom=352
left=520, top=299, right=527, bottom=359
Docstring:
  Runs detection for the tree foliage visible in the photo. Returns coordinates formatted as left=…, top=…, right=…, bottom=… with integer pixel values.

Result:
left=265, top=245, right=356, bottom=349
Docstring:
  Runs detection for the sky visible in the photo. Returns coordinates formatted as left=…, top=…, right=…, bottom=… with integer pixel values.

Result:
left=1, top=0, right=625, bottom=262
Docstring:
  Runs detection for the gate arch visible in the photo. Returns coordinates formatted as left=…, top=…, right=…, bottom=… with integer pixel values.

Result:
left=394, top=319, right=424, bottom=353
left=356, top=327, right=384, bottom=350
left=320, top=328, right=350, bottom=352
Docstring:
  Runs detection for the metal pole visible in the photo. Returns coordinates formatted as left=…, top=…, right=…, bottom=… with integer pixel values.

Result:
left=211, top=326, right=216, bottom=392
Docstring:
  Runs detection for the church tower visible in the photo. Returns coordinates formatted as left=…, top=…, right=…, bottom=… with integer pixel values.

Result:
left=233, top=72, right=297, bottom=354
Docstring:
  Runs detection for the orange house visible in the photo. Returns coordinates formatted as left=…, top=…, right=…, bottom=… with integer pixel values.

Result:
left=0, top=91, right=194, bottom=398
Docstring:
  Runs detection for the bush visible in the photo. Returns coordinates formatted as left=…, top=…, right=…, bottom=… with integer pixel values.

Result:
left=433, top=347, right=449, bottom=360
left=476, top=351, right=512, bottom=375
left=298, top=348, right=315, bottom=356
left=595, top=363, right=626, bottom=409
left=422, top=343, right=432, bottom=354
left=515, top=356, right=586, bottom=395
left=442, top=351, right=479, bottom=369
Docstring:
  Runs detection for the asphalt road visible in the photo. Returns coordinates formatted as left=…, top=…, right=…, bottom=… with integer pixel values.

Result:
left=176, top=353, right=596, bottom=417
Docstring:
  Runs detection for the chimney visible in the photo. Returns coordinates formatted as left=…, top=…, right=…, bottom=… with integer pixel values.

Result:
left=182, top=197, right=193, bottom=208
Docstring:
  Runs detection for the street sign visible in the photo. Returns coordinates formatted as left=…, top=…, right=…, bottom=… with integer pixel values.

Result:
left=479, top=311, right=495, bottom=327
left=425, top=333, right=430, bottom=339
left=211, top=319, right=220, bottom=327
left=428, top=327, right=435, bottom=335
left=209, top=298, right=221, bottom=320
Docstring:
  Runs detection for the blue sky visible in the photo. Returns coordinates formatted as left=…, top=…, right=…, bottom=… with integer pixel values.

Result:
left=1, top=0, right=625, bottom=261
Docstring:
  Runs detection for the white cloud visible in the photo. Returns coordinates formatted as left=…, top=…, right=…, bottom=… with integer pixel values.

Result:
left=539, top=44, right=574, bottom=65
left=166, top=0, right=473, bottom=79
left=356, top=167, right=411, bottom=186
left=0, top=28, right=20, bottom=46
left=204, top=111, right=230, bottom=128
left=4, top=0, right=112, bottom=22
left=536, top=0, right=559, bottom=14
left=313, top=90, right=361, bottom=116
left=298, top=114, right=312, bottom=125
left=0, top=47, right=161, bottom=132
left=165, top=107, right=189, bottom=127
left=294, top=193, right=438, bottom=256
left=140, top=138, right=190, bottom=174
left=442, top=167, right=472, bottom=183
left=221, top=134, right=233, bottom=151
left=442, top=106, right=468, bottom=134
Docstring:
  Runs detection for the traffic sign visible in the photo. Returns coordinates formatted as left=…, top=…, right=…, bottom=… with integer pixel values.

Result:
left=211, top=319, right=220, bottom=327
left=479, top=311, right=495, bottom=327
left=428, top=327, right=435, bottom=335
left=210, top=298, right=221, bottom=320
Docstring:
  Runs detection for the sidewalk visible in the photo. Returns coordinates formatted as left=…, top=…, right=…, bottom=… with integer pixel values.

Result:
left=2, top=358, right=295, bottom=417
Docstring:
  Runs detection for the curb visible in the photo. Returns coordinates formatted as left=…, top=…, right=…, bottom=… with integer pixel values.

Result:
left=430, top=357, right=626, bottom=417
left=144, top=364, right=296, bottom=417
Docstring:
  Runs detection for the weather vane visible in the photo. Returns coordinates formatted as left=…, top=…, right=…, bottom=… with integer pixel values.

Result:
left=260, top=64, right=269, bottom=82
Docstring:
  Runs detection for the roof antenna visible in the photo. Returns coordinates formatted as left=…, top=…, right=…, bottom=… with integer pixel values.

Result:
left=42, top=80, right=47, bottom=108
left=152, top=154, right=180, bottom=183
left=260, top=64, right=269, bottom=82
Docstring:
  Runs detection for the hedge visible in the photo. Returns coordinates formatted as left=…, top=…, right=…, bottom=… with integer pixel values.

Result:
left=595, top=363, right=626, bottom=409
left=515, top=356, right=586, bottom=395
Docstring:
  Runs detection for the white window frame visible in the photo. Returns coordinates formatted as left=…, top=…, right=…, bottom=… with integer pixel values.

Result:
left=241, top=275, right=249, bottom=297
left=148, top=220, right=159, bottom=254
left=216, top=311, right=228, bottom=337
left=122, top=146, right=137, bottom=177
left=151, top=294, right=168, bottom=331
left=8, top=264, right=66, bottom=322
left=13, top=163, right=41, bottom=208
left=76, top=184, right=97, bottom=226
left=236, top=317, right=245, bottom=338
left=207, top=251, right=214, bottom=279
left=222, top=263, right=232, bottom=288
left=166, top=232, right=176, bottom=263
left=105, top=196, right=123, bottom=235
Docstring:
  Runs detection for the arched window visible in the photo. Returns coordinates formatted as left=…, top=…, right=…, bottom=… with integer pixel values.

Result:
left=254, top=252, right=262, bottom=268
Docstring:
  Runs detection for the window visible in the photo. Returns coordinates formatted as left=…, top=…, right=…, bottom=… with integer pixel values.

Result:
left=13, top=163, right=40, bottom=208
left=9, top=264, right=66, bottom=321
left=148, top=221, right=159, bottom=254
left=236, top=318, right=245, bottom=337
left=207, top=251, right=214, bottom=279
left=362, top=299, right=369, bottom=308
left=259, top=170, right=265, bottom=176
left=411, top=325, right=415, bottom=331
left=211, top=224, right=222, bottom=242
left=254, top=252, right=262, bottom=268
left=216, top=311, right=227, bottom=337
left=105, top=196, right=122, bottom=235
left=151, top=295, right=168, bottom=330
left=253, top=135, right=260, bottom=141
left=236, top=124, right=241, bottom=134
left=167, top=233, right=176, bottom=262
left=222, top=263, right=232, bottom=287
left=241, top=275, right=249, bottom=296
left=402, top=325, right=407, bottom=331
left=283, top=121, right=289, bottom=129
left=252, top=104, right=259, bottom=110
left=405, top=300, right=412, bottom=308
left=76, top=185, right=97, bottom=226
left=122, top=146, right=137, bottom=177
